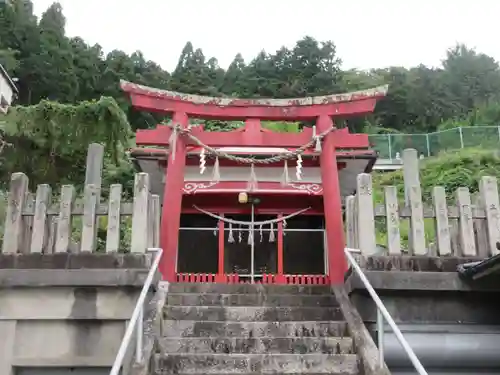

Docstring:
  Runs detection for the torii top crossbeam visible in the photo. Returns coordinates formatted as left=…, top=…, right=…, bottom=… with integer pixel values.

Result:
left=120, top=80, right=388, bottom=121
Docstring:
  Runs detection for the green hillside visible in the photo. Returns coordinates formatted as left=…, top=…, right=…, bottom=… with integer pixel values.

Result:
left=372, top=148, right=500, bottom=248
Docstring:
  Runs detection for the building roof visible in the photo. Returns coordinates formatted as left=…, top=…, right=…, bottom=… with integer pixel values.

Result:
left=457, top=251, right=500, bottom=280
left=0, top=63, right=19, bottom=94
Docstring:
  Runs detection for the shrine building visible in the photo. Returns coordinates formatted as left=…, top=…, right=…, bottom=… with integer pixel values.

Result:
left=121, top=81, right=388, bottom=284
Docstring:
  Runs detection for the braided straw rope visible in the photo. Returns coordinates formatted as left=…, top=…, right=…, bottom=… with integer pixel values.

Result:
left=166, top=122, right=334, bottom=164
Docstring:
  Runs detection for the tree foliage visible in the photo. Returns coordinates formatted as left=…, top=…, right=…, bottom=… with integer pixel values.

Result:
left=0, top=97, right=132, bottom=188
left=372, top=149, right=500, bottom=248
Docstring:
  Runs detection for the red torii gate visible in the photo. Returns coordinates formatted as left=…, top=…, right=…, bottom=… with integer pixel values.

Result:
left=121, top=80, right=388, bottom=284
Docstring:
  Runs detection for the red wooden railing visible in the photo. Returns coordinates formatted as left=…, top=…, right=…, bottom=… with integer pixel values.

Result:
left=175, top=273, right=329, bottom=285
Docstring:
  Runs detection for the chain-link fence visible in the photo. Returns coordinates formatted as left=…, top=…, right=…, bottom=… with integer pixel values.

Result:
left=369, top=126, right=500, bottom=159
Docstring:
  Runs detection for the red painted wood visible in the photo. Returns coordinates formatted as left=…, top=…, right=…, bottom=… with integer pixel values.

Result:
left=181, top=194, right=324, bottom=215
left=125, top=82, right=385, bottom=284
left=276, top=214, right=285, bottom=284
left=160, top=112, right=188, bottom=282
left=182, top=181, right=327, bottom=196
left=129, top=93, right=379, bottom=121
left=132, top=146, right=375, bottom=160
left=175, top=273, right=329, bottom=285
left=216, top=215, right=226, bottom=283
left=317, top=115, right=347, bottom=284
left=226, top=273, right=240, bottom=283
left=135, top=123, right=371, bottom=149
left=184, top=158, right=334, bottom=168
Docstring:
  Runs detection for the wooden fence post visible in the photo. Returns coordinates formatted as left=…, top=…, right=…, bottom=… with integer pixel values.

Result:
left=131, top=173, right=150, bottom=253
left=344, top=195, right=356, bottom=248
left=432, top=186, right=451, bottom=256
left=80, top=184, right=99, bottom=252
left=30, top=184, right=52, bottom=253
left=479, top=176, right=500, bottom=256
left=2, top=173, right=29, bottom=253
left=106, top=184, right=122, bottom=253
left=21, top=192, right=35, bottom=253
left=356, top=173, right=376, bottom=255
left=147, top=194, right=160, bottom=248
left=472, top=193, right=489, bottom=257
left=384, top=186, right=401, bottom=255
left=408, top=185, right=426, bottom=255
left=55, top=185, right=75, bottom=253
left=456, top=187, right=477, bottom=256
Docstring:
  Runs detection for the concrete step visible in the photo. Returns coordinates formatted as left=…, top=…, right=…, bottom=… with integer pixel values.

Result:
left=167, top=293, right=339, bottom=307
left=169, top=283, right=332, bottom=295
left=163, top=306, right=343, bottom=322
left=161, top=320, right=349, bottom=338
left=154, top=353, right=359, bottom=374
left=158, top=336, right=355, bottom=354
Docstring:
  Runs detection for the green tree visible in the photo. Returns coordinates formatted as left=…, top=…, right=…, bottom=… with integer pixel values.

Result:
left=221, top=53, right=246, bottom=96
left=442, top=44, right=500, bottom=115
left=24, top=2, right=79, bottom=103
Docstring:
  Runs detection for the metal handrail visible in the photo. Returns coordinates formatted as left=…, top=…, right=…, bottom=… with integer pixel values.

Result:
left=344, top=247, right=428, bottom=375
left=109, top=247, right=163, bottom=375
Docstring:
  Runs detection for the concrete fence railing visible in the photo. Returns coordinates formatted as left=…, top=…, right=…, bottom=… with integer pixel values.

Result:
left=345, top=148, right=500, bottom=258
left=1, top=144, right=160, bottom=254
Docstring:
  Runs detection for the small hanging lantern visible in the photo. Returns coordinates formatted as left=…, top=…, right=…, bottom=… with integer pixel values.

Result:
left=238, top=192, right=249, bottom=204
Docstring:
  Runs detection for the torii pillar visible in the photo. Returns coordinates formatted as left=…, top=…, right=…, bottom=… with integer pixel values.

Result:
left=160, top=112, right=188, bottom=281
left=317, top=115, right=346, bottom=284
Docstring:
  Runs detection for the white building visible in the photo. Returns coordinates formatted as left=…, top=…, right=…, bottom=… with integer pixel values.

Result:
left=0, top=64, right=18, bottom=114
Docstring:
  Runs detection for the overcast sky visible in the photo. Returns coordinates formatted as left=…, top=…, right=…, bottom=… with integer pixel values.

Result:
left=32, top=0, right=500, bottom=72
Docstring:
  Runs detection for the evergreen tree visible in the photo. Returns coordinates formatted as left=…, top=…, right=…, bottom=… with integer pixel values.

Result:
left=26, top=2, right=79, bottom=102
left=221, top=53, right=246, bottom=96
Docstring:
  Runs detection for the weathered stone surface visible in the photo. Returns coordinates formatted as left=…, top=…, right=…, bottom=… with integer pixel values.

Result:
left=158, top=337, right=354, bottom=354
left=0, top=253, right=150, bottom=269
left=163, top=306, right=343, bottom=322
left=332, top=286, right=391, bottom=375
left=359, top=255, right=483, bottom=272
left=168, top=283, right=332, bottom=295
left=156, top=284, right=362, bottom=375
left=161, top=320, right=349, bottom=338
left=155, top=353, right=359, bottom=374
left=346, top=271, right=500, bottom=292
left=0, top=269, right=153, bottom=287
left=167, top=293, right=339, bottom=307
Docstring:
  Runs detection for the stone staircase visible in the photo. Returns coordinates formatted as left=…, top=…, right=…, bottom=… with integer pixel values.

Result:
left=152, top=283, right=363, bottom=375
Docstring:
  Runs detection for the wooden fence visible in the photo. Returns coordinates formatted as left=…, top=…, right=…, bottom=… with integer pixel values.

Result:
left=0, top=144, right=160, bottom=254
left=345, top=148, right=500, bottom=258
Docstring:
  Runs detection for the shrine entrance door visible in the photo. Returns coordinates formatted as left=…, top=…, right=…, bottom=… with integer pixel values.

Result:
left=223, top=206, right=277, bottom=284
left=176, top=205, right=329, bottom=284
